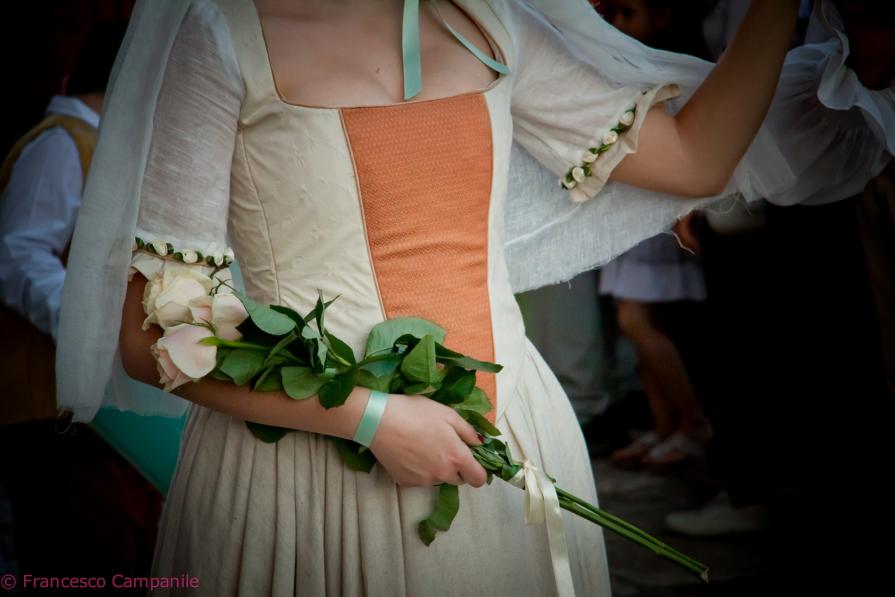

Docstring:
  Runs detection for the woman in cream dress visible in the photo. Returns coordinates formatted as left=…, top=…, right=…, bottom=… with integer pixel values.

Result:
left=60, top=0, right=888, bottom=595
left=133, top=1, right=672, bottom=592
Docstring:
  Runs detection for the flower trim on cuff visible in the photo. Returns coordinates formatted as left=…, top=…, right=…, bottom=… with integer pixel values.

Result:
left=132, top=235, right=235, bottom=268
left=558, top=102, right=639, bottom=201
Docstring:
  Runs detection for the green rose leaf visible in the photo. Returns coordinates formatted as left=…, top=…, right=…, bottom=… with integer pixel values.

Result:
left=318, top=369, right=358, bottom=408
left=355, top=369, right=393, bottom=393
left=418, top=483, right=460, bottom=546
left=208, top=369, right=232, bottom=382
left=304, top=290, right=326, bottom=332
left=270, top=304, right=306, bottom=331
left=389, top=374, right=405, bottom=394
left=281, top=366, right=327, bottom=400
left=359, top=353, right=402, bottom=377
left=325, top=331, right=356, bottom=365
left=264, top=331, right=297, bottom=366
left=431, top=367, right=476, bottom=405
left=253, top=364, right=275, bottom=390
left=458, top=409, right=501, bottom=437
left=457, top=387, right=494, bottom=415
left=209, top=347, right=233, bottom=381
left=401, top=334, right=438, bottom=383
left=365, top=318, right=446, bottom=357
left=329, top=437, right=376, bottom=472
left=231, top=289, right=296, bottom=336
left=402, top=381, right=438, bottom=396
left=245, top=421, right=288, bottom=443
left=220, top=349, right=267, bottom=386
left=434, top=343, right=502, bottom=373
left=301, top=326, right=329, bottom=372
left=254, top=367, right=283, bottom=392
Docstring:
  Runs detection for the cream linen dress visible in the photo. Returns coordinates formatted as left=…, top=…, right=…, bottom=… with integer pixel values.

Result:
left=132, top=0, right=679, bottom=594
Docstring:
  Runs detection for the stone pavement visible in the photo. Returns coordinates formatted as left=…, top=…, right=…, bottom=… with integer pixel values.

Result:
left=592, top=456, right=776, bottom=597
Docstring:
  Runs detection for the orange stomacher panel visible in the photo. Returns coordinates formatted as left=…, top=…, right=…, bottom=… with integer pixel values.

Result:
left=341, top=93, right=498, bottom=424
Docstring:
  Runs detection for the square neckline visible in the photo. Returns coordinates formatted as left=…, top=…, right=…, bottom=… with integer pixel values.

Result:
left=246, top=0, right=510, bottom=112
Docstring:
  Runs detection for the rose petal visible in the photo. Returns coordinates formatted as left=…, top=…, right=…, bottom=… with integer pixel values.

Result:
left=188, top=295, right=214, bottom=325
left=157, top=323, right=217, bottom=379
left=153, top=274, right=211, bottom=328
left=212, top=293, right=249, bottom=341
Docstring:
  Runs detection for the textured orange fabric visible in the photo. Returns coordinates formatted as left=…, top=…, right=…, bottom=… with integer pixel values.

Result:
left=342, top=94, right=498, bottom=423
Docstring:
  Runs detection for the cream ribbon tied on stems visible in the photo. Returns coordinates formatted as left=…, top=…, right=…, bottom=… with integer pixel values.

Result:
left=508, top=459, right=577, bottom=597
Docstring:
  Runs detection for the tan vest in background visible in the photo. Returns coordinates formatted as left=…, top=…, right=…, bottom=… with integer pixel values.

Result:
left=0, top=113, right=97, bottom=426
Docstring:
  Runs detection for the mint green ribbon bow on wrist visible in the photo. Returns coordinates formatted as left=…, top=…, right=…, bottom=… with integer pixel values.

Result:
left=402, top=0, right=510, bottom=100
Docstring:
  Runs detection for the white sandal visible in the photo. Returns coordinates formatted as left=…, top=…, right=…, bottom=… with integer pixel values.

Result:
left=642, top=430, right=708, bottom=465
left=611, top=430, right=661, bottom=465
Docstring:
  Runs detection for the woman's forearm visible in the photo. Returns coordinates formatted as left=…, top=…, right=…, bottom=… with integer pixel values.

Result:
left=610, top=0, right=800, bottom=197
left=674, top=0, right=800, bottom=192
left=174, top=369, right=370, bottom=440
left=119, top=272, right=369, bottom=440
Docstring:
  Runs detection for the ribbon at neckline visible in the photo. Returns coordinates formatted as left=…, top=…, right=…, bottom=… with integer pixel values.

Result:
left=402, top=0, right=510, bottom=100
left=508, top=459, right=577, bottom=597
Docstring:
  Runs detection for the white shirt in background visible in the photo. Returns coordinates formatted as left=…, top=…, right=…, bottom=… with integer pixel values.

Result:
left=0, top=95, right=100, bottom=342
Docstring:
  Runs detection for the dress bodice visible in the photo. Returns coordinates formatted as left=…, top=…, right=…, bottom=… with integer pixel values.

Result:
left=218, top=0, right=527, bottom=424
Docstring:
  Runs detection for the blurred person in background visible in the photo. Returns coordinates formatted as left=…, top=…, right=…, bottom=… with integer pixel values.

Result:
left=595, top=0, right=718, bottom=471
left=0, top=21, right=162, bottom=585
left=839, top=0, right=895, bottom=401
left=666, top=0, right=893, bottom=591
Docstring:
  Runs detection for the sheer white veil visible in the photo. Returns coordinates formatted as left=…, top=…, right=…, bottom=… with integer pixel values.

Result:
left=56, top=0, right=893, bottom=421
left=56, top=1, right=195, bottom=422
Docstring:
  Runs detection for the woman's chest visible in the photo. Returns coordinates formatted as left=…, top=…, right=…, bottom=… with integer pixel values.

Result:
left=253, top=0, right=501, bottom=109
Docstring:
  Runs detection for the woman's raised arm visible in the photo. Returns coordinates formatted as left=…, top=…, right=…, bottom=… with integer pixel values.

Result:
left=609, top=0, right=801, bottom=197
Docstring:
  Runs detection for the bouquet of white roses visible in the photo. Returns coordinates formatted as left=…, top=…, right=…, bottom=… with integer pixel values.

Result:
left=133, top=243, right=709, bottom=583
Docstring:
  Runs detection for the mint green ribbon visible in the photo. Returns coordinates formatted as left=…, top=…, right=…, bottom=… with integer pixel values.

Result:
left=403, top=0, right=510, bottom=100
left=353, top=389, right=389, bottom=448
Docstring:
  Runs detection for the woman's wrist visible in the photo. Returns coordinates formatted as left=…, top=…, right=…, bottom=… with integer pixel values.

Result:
left=352, top=389, right=389, bottom=447
left=321, top=386, right=374, bottom=440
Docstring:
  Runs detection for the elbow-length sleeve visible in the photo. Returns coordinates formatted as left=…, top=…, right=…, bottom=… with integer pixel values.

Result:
left=56, top=0, right=244, bottom=422
left=129, top=0, right=242, bottom=285
left=506, top=0, right=681, bottom=203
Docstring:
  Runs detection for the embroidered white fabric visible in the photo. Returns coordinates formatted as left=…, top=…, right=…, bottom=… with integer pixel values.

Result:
left=55, top=0, right=894, bottom=421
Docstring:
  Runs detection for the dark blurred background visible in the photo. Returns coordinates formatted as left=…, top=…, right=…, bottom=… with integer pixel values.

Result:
left=0, top=1, right=134, bottom=154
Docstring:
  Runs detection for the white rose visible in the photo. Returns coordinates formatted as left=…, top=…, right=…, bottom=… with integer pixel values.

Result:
left=212, top=251, right=225, bottom=266
left=561, top=177, right=577, bottom=190
left=620, top=110, right=635, bottom=126
left=602, top=130, right=619, bottom=145
left=223, top=247, right=235, bottom=261
left=150, top=239, right=168, bottom=256
left=188, top=292, right=248, bottom=341
left=582, top=151, right=597, bottom=163
left=571, top=166, right=586, bottom=182
left=150, top=322, right=217, bottom=392
left=569, top=188, right=589, bottom=203
left=142, top=268, right=215, bottom=330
